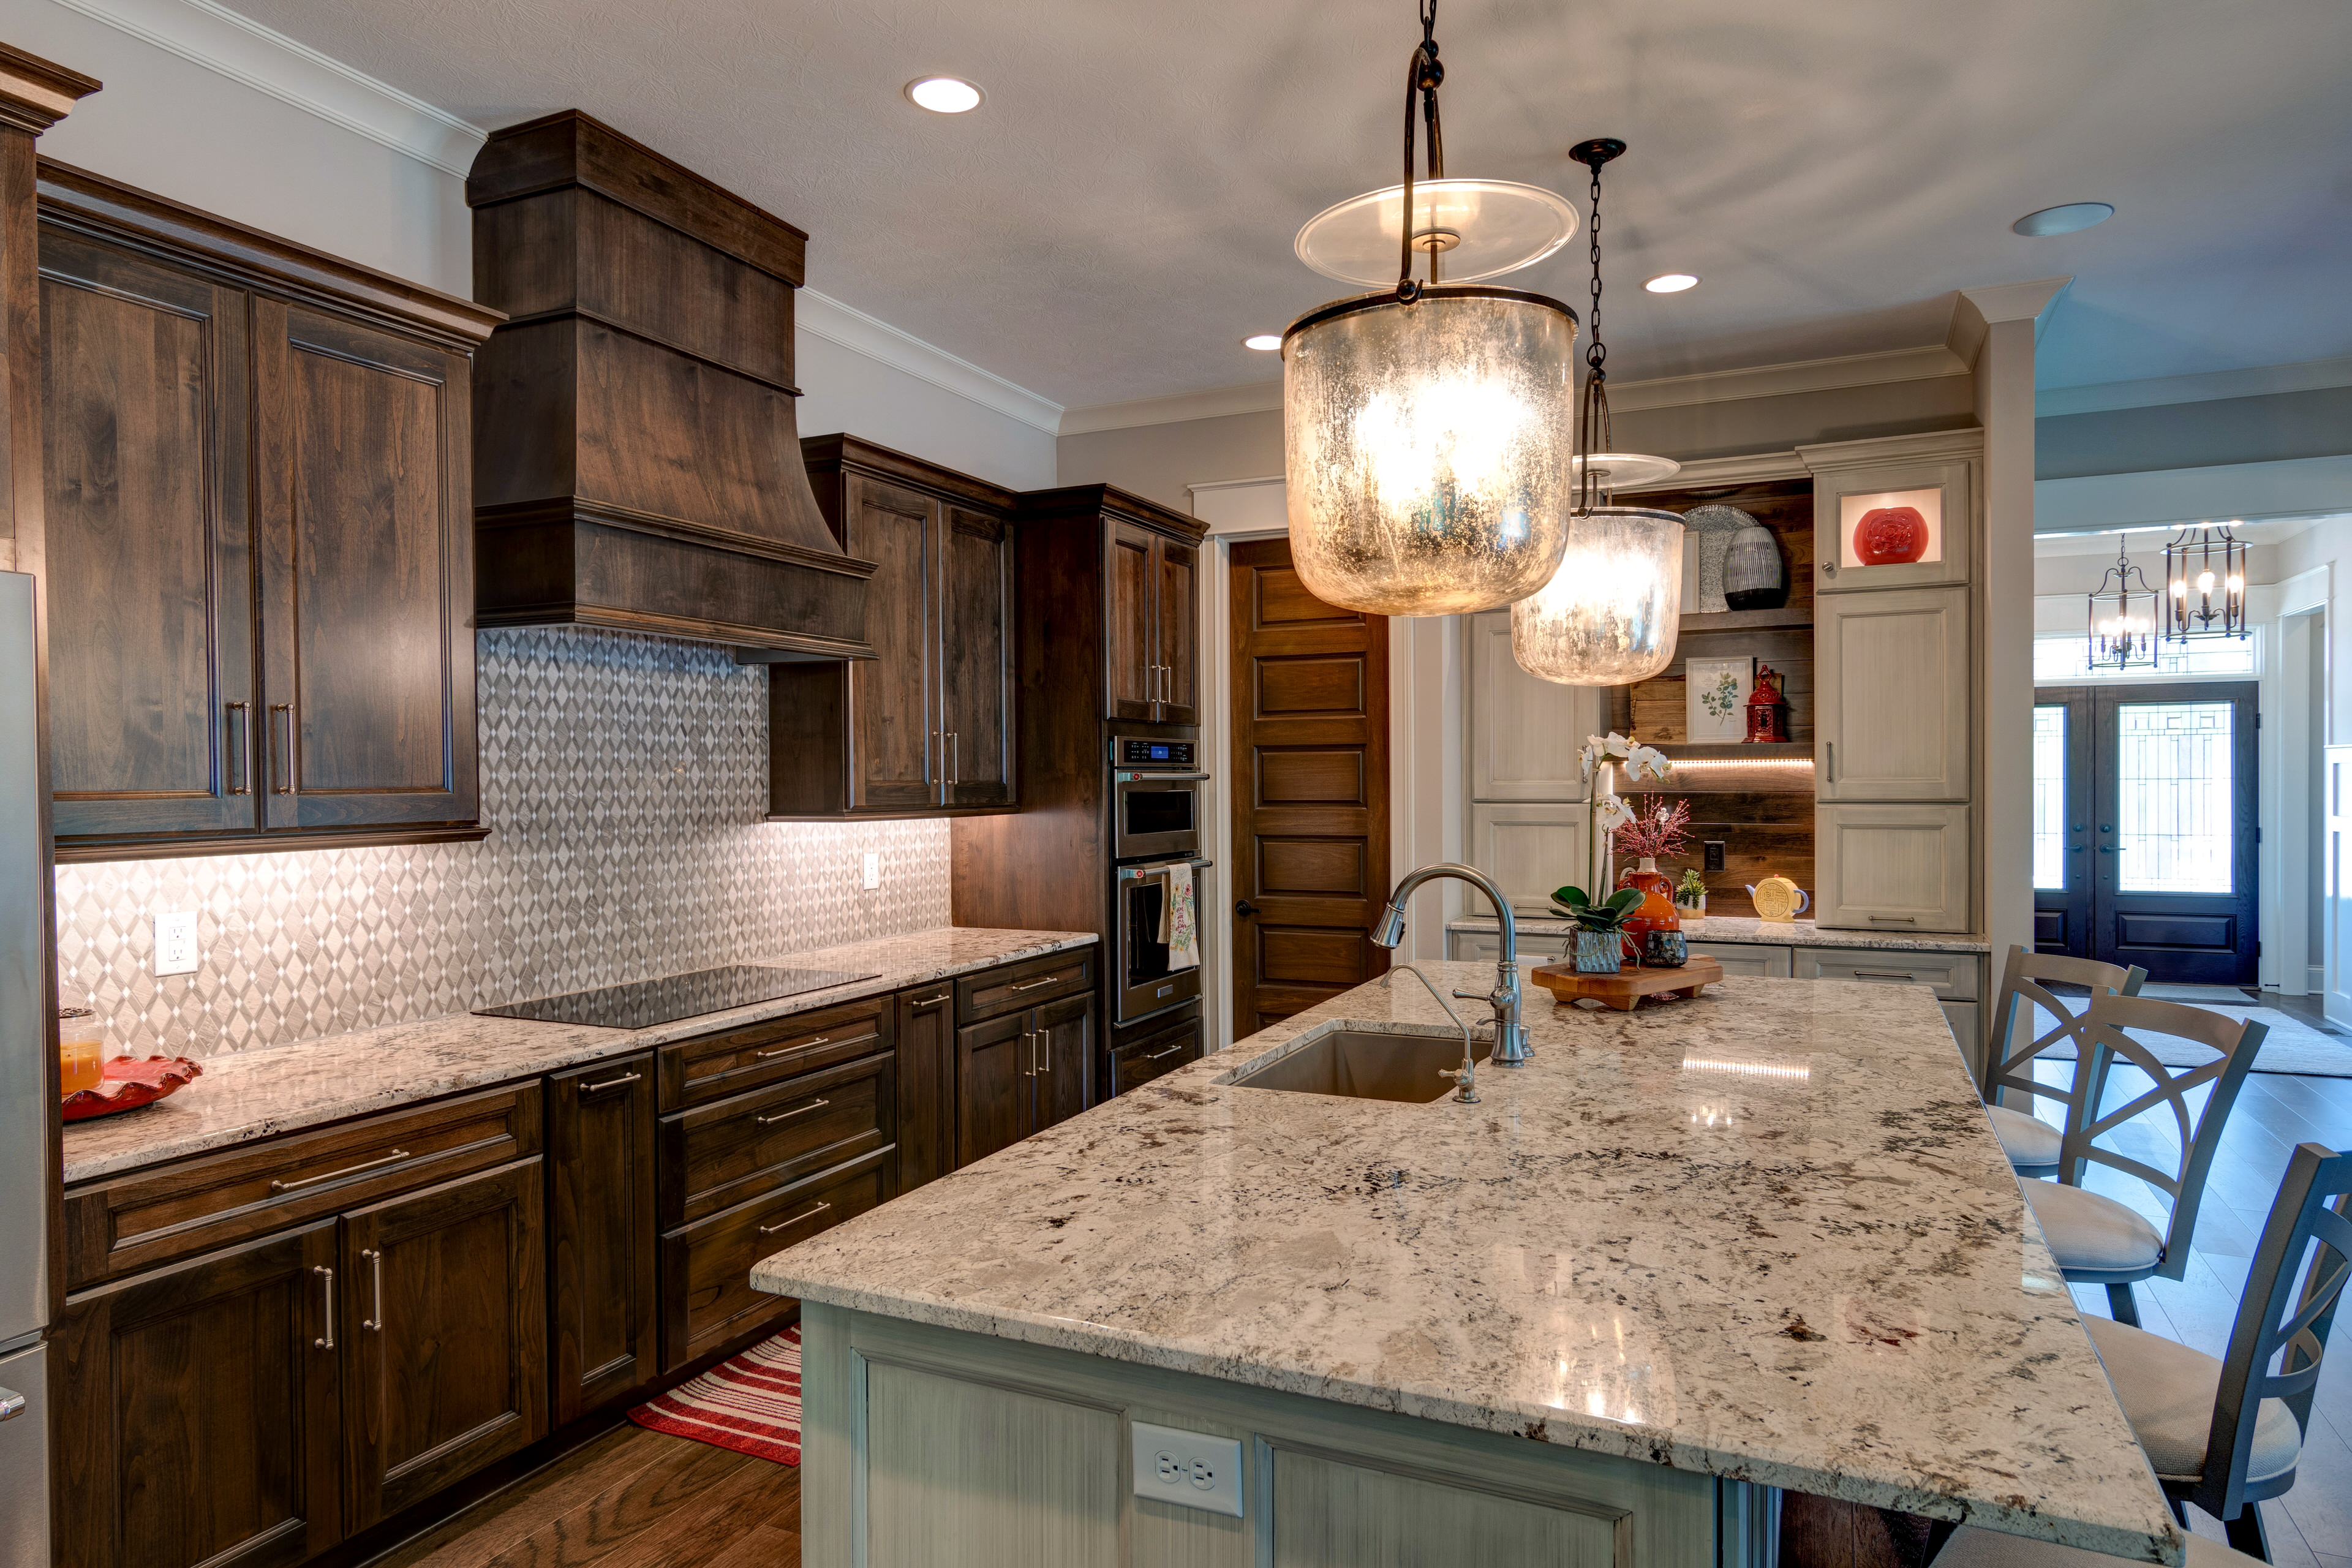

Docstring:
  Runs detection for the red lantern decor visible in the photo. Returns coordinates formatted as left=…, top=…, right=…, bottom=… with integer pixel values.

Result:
left=1744, top=663, right=1790, bottom=743
left=1853, top=505, right=1929, bottom=566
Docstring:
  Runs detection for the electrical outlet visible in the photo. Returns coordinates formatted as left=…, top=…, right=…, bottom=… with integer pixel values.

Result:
left=1703, top=840, right=1727, bottom=872
left=153, top=910, right=199, bottom=976
left=861, top=851, right=881, bottom=891
left=1131, top=1421, right=1243, bottom=1518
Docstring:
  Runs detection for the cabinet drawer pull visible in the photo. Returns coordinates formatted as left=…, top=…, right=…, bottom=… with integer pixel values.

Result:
left=270, top=1148, right=411, bottom=1193
left=914, top=991, right=951, bottom=1008
left=756, top=1098, right=829, bottom=1127
left=579, top=1070, right=643, bottom=1095
left=1867, top=916, right=1919, bottom=925
left=313, top=1265, right=335, bottom=1349
left=269, top=703, right=294, bottom=794
left=757, top=1201, right=831, bottom=1237
left=756, top=1037, right=827, bottom=1059
left=1849, top=970, right=1924, bottom=982
left=1008, top=975, right=1065, bottom=993
left=360, top=1247, right=383, bottom=1333
left=1143, top=1042, right=1186, bottom=1061
left=225, top=701, right=251, bottom=795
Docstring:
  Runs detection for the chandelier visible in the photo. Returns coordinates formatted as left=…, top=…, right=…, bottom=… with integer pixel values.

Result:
left=2162, top=524, right=2248, bottom=642
left=1281, top=0, right=1580, bottom=617
left=2087, top=537, right=2159, bottom=670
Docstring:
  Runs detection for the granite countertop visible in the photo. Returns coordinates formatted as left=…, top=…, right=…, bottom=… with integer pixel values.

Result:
left=1449, top=913, right=1994, bottom=954
left=753, top=963, right=2174, bottom=1561
left=62, top=927, right=1095, bottom=1185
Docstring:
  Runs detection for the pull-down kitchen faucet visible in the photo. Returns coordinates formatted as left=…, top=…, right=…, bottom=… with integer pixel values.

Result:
left=1371, top=862, right=1532, bottom=1066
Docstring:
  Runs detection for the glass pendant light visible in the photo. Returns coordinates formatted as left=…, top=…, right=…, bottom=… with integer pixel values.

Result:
left=2162, top=522, right=2248, bottom=642
left=1282, top=0, right=1580, bottom=618
left=1511, top=139, right=1684, bottom=686
left=2088, top=537, right=2160, bottom=669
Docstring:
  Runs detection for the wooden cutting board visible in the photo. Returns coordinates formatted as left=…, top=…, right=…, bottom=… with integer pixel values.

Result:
left=1529, top=955, right=1725, bottom=1012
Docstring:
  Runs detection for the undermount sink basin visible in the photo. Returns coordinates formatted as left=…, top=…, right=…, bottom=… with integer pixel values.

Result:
left=1226, top=1028, right=1491, bottom=1104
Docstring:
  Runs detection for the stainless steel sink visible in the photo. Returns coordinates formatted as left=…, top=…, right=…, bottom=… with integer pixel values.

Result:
left=1226, top=1029, right=1492, bottom=1104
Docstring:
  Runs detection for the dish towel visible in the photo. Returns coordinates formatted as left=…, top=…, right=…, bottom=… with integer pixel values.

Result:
left=1159, top=862, right=1199, bottom=971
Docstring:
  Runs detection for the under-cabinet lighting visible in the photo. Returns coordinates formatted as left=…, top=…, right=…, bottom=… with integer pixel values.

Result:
left=1655, top=756, right=1815, bottom=772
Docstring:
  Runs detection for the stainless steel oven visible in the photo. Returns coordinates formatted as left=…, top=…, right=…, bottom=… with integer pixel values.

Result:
left=1110, top=733, right=1205, bottom=862
left=1114, top=856, right=1212, bottom=1024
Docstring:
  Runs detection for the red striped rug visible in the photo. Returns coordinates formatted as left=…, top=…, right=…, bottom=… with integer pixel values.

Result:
left=628, top=1325, right=803, bottom=1464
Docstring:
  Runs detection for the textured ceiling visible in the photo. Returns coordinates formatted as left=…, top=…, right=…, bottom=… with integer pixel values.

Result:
left=221, top=0, right=2352, bottom=408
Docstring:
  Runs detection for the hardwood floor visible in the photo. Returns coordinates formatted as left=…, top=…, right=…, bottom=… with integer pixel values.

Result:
left=375, top=1425, right=798, bottom=1568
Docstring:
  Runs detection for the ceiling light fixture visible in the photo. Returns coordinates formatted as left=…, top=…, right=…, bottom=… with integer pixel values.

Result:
left=2162, top=523, right=2249, bottom=643
left=2086, top=537, right=2159, bottom=670
left=904, top=76, right=982, bottom=114
left=1281, top=0, right=1580, bottom=617
left=1643, top=273, right=1698, bottom=293
left=2013, top=202, right=2113, bottom=237
left=1510, top=138, right=1684, bottom=687
left=1242, top=334, right=1282, bottom=351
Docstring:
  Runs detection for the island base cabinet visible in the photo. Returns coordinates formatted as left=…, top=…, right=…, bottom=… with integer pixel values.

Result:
left=803, top=1305, right=1727, bottom=1568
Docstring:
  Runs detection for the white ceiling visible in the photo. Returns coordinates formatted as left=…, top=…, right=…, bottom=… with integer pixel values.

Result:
left=219, top=0, right=2352, bottom=410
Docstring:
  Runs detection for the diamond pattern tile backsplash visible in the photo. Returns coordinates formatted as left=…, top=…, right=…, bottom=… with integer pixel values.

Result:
left=55, top=628, right=952, bottom=1057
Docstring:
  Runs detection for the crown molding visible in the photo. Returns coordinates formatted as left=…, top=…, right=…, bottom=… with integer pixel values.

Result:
left=1612, top=450, right=1809, bottom=492
left=1608, top=344, right=1969, bottom=414
left=795, top=289, right=1063, bottom=436
left=46, top=0, right=486, bottom=174
left=1947, top=276, right=2073, bottom=364
left=1060, top=380, right=1283, bottom=437
left=1797, top=426, right=1985, bottom=472
left=2037, top=354, right=2352, bottom=418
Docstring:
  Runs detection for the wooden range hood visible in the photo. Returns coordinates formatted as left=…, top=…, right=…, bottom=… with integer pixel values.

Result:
left=467, top=111, right=875, bottom=658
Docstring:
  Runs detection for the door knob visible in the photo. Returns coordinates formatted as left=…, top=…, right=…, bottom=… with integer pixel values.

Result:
left=1234, top=900, right=1260, bottom=917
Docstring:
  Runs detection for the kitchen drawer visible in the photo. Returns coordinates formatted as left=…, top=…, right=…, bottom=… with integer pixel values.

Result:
left=1109, top=1013, right=1202, bottom=1097
left=62, top=1082, right=541, bottom=1290
left=657, top=995, right=891, bottom=1112
left=1795, top=948, right=1982, bottom=1000
left=957, top=949, right=1095, bottom=1024
left=660, top=1051, right=895, bottom=1226
left=1447, top=929, right=1569, bottom=963
left=1687, top=941, right=1792, bottom=979
left=660, top=1147, right=889, bottom=1372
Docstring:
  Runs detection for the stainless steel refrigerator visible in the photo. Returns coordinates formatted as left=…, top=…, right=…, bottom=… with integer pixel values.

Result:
left=0, top=571, right=54, bottom=1562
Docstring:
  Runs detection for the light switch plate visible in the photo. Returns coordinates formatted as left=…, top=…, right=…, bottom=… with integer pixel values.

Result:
left=861, top=851, right=881, bottom=891
left=1131, top=1421, right=1243, bottom=1518
left=153, top=910, right=199, bottom=976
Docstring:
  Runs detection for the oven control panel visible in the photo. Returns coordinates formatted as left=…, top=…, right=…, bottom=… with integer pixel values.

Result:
left=1117, top=739, right=1195, bottom=768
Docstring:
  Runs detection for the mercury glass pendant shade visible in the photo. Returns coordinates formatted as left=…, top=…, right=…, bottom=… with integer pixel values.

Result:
left=1284, top=285, right=1579, bottom=617
left=1510, top=507, right=1686, bottom=685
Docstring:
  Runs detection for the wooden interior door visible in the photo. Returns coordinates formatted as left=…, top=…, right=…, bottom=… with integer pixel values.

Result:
left=941, top=505, right=1014, bottom=806
left=1229, top=538, right=1390, bottom=1033
left=1106, top=519, right=1156, bottom=720
left=845, top=478, right=941, bottom=809
left=252, top=300, right=476, bottom=828
left=40, top=227, right=259, bottom=842
left=341, top=1159, right=546, bottom=1530
left=1155, top=535, right=1200, bottom=723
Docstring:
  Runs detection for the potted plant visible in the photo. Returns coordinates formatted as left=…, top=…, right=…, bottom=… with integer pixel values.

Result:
left=1612, top=799, right=1691, bottom=958
left=1675, top=867, right=1709, bottom=918
left=1550, top=885, right=1645, bottom=974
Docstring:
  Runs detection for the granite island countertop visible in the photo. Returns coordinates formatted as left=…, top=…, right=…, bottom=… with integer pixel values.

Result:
left=1450, top=913, right=1994, bottom=954
left=753, top=963, right=2175, bottom=1562
left=62, top=926, right=1095, bottom=1185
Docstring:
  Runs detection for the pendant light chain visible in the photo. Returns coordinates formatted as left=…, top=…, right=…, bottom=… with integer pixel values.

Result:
left=1396, top=0, right=1446, bottom=298
left=1570, top=140, right=1623, bottom=513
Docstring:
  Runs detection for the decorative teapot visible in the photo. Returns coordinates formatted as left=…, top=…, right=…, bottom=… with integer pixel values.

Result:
left=1746, top=876, right=1809, bottom=921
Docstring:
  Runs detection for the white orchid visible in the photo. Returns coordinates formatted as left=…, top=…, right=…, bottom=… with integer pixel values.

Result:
left=1581, top=732, right=1672, bottom=785
left=1593, top=791, right=1634, bottom=834
left=1626, top=744, right=1672, bottom=782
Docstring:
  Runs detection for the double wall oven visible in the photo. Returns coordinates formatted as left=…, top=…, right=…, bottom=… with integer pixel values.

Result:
left=1107, top=729, right=1210, bottom=1028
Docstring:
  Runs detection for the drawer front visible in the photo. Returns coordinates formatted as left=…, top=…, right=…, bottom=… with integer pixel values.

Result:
left=660, top=1148, right=889, bottom=1372
left=1686, top=941, right=1792, bottom=979
left=661, top=1052, right=894, bottom=1226
left=1446, top=930, right=1570, bottom=963
left=1794, top=948, right=1982, bottom=1000
left=657, top=996, right=891, bottom=1112
left=1109, top=1017, right=1200, bottom=1097
left=62, top=1082, right=541, bottom=1290
left=957, top=950, right=1095, bottom=1024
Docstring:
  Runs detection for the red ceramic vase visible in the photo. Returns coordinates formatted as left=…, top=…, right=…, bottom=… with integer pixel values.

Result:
left=1615, top=862, right=1681, bottom=963
left=1853, top=506, right=1929, bottom=566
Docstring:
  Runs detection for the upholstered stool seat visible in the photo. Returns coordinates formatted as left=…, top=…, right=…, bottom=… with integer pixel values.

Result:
left=2081, top=1316, right=2304, bottom=1485
left=1936, top=1525, right=2256, bottom=1568
left=2024, top=1181, right=2166, bottom=1275
left=1986, top=1103, right=2062, bottom=1168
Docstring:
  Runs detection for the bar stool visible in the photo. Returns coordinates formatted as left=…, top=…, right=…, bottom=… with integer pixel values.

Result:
left=2022, top=993, right=2263, bottom=1326
left=1936, top=1528, right=2253, bottom=1568
left=1980, top=946, right=2146, bottom=1176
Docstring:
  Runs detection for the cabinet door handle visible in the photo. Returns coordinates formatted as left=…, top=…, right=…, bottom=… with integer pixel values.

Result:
left=271, top=1148, right=410, bottom=1193
left=1008, top=975, right=1064, bottom=993
left=757, top=1201, right=831, bottom=1237
left=756, top=1097, right=829, bottom=1127
left=949, top=729, right=959, bottom=786
left=269, top=703, right=294, bottom=794
left=1020, top=1030, right=1035, bottom=1079
left=579, top=1070, right=642, bottom=1095
left=756, top=1037, right=827, bottom=1059
left=225, top=701, right=251, bottom=795
left=1825, top=741, right=1835, bottom=784
left=360, top=1247, right=384, bottom=1333
left=313, top=1265, right=335, bottom=1350
left=0, top=1388, right=24, bottom=1422
left=1036, top=1030, right=1052, bottom=1074
left=1866, top=915, right=1919, bottom=925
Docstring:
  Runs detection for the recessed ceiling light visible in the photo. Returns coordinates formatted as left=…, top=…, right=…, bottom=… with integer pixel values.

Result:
left=1643, top=273, right=1698, bottom=294
left=2013, top=202, right=2113, bottom=237
left=904, top=76, right=982, bottom=114
left=1243, top=334, right=1282, bottom=351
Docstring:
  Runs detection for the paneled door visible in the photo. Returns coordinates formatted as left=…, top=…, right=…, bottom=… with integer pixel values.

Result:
left=941, top=505, right=1014, bottom=806
left=843, top=478, right=941, bottom=810
left=1106, top=520, right=1157, bottom=720
left=1155, top=535, right=1200, bottom=723
left=1816, top=586, right=1971, bottom=801
left=546, top=1053, right=658, bottom=1425
left=2035, top=682, right=2258, bottom=984
left=1229, top=538, right=1390, bottom=1033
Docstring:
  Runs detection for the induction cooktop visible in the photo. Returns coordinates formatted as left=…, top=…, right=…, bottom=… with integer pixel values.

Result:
left=475, top=963, right=880, bottom=1031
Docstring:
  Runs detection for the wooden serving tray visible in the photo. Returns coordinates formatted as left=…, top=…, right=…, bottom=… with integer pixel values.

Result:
left=1531, top=956, right=1725, bottom=1012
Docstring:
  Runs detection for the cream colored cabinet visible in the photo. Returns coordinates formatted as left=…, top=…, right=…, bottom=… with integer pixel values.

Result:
left=1792, top=947, right=1981, bottom=997
left=1687, top=941, right=1793, bottom=978
left=1467, top=611, right=1605, bottom=802
left=1815, top=804, right=1972, bottom=933
left=1468, top=802, right=1591, bottom=915
left=1807, top=447, right=1975, bottom=596
left=1446, top=929, right=1570, bottom=963
left=1816, top=586, right=1972, bottom=802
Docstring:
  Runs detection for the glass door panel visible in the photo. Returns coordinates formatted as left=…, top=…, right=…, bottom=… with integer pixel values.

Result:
left=2032, top=705, right=2068, bottom=891
left=2113, top=701, right=2234, bottom=893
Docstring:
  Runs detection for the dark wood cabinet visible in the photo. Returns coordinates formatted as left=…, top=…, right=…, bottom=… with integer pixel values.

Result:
left=54, top=1222, right=345, bottom=1568
left=769, top=437, right=1016, bottom=818
left=1097, top=508, right=1198, bottom=724
left=1035, top=990, right=1093, bottom=1129
left=1109, top=1005, right=1204, bottom=1097
left=895, top=983, right=957, bottom=1193
left=340, top=1160, right=546, bottom=1530
left=548, top=1053, right=658, bottom=1426
left=953, top=989, right=1096, bottom=1167
left=36, top=162, right=499, bottom=861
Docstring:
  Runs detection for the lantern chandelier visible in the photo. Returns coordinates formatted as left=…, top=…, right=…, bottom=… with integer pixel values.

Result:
left=1281, top=0, right=1581, bottom=618
left=2162, top=523, right=2248, bottom=643
left=1510, top=139, right=1686, bottom=687
left=2086, top=537, right=2159, bottom=671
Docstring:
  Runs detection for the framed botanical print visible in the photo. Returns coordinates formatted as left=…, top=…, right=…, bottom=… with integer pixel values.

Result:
left=1686, top=655, right=1754, bottom=742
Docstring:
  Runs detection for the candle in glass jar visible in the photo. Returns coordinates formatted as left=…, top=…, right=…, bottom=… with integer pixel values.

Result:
left=58, top=1005, right=106, bottom=1098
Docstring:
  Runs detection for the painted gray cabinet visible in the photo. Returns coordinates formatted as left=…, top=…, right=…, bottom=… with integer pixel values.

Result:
left=1815, top=586, right=1972, bottom=802
left=1467, top=610, right=1604, bottom=802
left=1815, top=804, right=1972, bottom=933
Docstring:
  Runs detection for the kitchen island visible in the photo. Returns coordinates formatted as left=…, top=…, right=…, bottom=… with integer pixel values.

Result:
left=753, top=964, right=2179, bottom=1568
